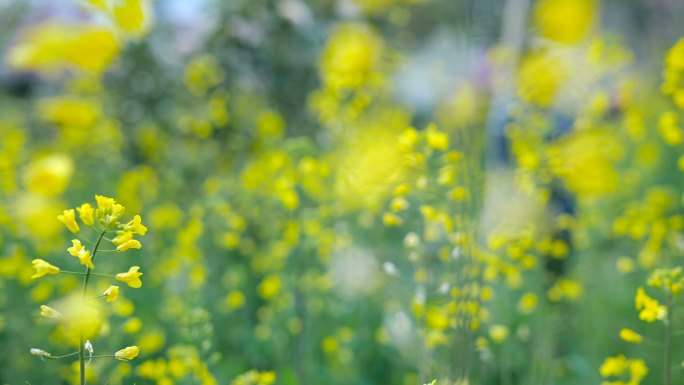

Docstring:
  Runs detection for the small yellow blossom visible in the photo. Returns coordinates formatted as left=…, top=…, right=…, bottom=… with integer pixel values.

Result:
left=122, top=215, right=147, bottom=235
left=619, top=328, right=643, bottom=344
left=114, top=346, right=140, bottom=361
left=77, top=203, right=95, bottom=226
left=118, top=240, right=141, bottom=252
left=31, top=259, right=60, bottom=279
left=58, top=209, right=79, bottom=234
left=116, top=266, right=143, bottom=288
left=489, top=324, right=509, bottom=343
left=103, top=286, right=120, bottom=302
left=40, top=305, right=62, bottom=319
left=67, top=239, right=94, bottom=269
left=635, top=287, right=667, bottom=323
left=95, top=195, right=125, bottom=227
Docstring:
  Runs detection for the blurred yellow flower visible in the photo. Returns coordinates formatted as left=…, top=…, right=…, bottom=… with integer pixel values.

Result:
left=40, top=305, right=62, bottom=319
left=115, top=346, right=140, bottom=361
left=7, top=22, right=120, bottom=74
left=533, top=0, right=595, bottom=44
left=619, top=328, right=642, bottom=344
left=31, top=259, right=60, bottom=279
left=258, top=275, right=281, bottom=300
left=488, top=324, right=509, bottom=344
left=22, top=154, right=74, bottom=196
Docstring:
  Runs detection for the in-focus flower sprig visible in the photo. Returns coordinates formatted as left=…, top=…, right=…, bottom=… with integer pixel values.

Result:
left=30, top=195, right=147, bottom=385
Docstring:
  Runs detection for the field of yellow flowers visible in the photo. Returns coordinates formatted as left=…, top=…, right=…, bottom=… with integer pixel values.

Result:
left=2, top=0, right=684, bottom=384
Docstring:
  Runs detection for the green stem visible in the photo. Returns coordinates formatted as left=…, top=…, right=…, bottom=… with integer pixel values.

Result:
left=665, top=291, right=673, bottom=385
left=45, top=351, right=80, bottom=360
left=79, top=230, right=106, bottom=385
left=62, top=271, right=116, bottom=278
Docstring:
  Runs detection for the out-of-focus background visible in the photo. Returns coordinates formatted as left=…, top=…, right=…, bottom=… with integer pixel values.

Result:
left=1, top=0, right=684, bottom=384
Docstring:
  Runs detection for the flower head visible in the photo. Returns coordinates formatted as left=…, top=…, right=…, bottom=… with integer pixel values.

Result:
left=95, top=195, right=125, bottom=227
left=114, top=346, right=140, bottom=361
left=619, top=328, right=643, bottom=344
left=31, top=259, right=60, bottom=279
left=57, top=209, right=79, bottom=234
left=112, top=231, right=141, bottom=252
left=103, top=286, right=119, bottom=302
left=77, top=203, right=95, bottom=226
left=116, top=266, right=143, bottom=288
left=122, top=215, right=147, bottom=236
left=67, top=239, right=94, bottom=269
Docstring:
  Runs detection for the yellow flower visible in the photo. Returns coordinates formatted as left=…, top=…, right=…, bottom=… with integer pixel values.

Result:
left=21, top=153, right=74, bottom=196
left=77, top=203, right=95, bottom=226
left=635, top=287, right=667, bottom=323
left=114, top=346, right=140, bottom=361
left=95, top=195, right=125, bottom=227
left=122, top=215, right=147, bottom=235
left=425, top=123, right=449, bottom=151
left=31, top=259, right=60, bottom=279
left=67, top=239, right=94, bottom=269
left=6, top=22, right=120, bottom=74
left=619, top=328, right=643, bottom=344
left=57, top=209, right=79, bottom=234
left=113, top=232, right=142, bottom=252
left=113, top=0, right=152, bottom=37
left=103, top=286, right=119, bottom=302
left=40, top=305, right=62, bottom=319
left=116, top=266, right=143, bottom=288
left=488, top=324, right=509, bottom=344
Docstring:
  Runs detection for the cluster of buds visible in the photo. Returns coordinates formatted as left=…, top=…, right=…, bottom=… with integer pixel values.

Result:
left=30, top=195, right=147, bottom=383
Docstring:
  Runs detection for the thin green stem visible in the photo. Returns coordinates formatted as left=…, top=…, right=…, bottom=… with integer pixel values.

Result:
left=46, top=351, right=80, bottom=360
left=79, top=229, right=107, bottom=385
left=62, top=271, right=116, bottom=278
left=665, top=291, right=673, bottom=385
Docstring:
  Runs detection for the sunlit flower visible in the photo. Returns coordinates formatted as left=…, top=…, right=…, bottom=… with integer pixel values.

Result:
left=31, top=259, right=60, bottom=279
left=116, top=266, right=143, bottom=288
left=58, top=209, right=80, bottom=234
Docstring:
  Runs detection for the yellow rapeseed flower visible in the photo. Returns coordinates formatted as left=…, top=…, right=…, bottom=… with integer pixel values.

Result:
left=31, top=259, right=60, bottom=279
left=57, top=209, right=80, bottom=234
left=103, top=286, right=120, bottom=302
left=619, top=328, right=643, bottom=344
left=114, top=345, right=140, bottom=361
left=6, top=22, right=120, bottom=74
left=122, top=215, right=148, bottom=235
left=67, top=239, right=94, bottom=269
left=77, top=203, right=95, bottom=226
left=116, top=266, right=143, bottom=288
